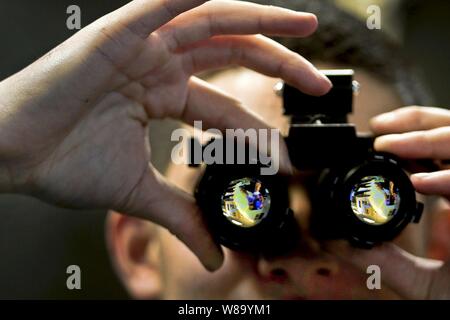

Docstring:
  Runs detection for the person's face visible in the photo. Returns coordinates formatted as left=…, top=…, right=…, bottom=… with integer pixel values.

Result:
left=107, top=67, right=429, bottom=299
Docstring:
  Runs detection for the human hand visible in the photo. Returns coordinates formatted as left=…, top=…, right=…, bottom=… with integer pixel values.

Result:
left=0, top=0, right=331, bottom=270
left=325, top=241, right=450, bottom=299
left=325, top=106, right=450, bottom=299
left=371, top=106, right=450, bottom=201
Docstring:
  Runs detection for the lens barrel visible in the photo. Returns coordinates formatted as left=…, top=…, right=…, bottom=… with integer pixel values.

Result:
left=195, top=163, right=298, bottom=253
left=194, top=69, right=425, bottom=252
left=310, top=153, right=423, bottom=248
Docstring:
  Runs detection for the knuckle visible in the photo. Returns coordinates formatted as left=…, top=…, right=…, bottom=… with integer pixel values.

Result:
left=402, top=106, right=424, bottom=128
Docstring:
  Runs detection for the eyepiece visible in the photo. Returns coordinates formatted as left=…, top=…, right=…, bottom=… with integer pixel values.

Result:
left=350, top=175, right=401, bottom=226
left=221, top=178, right=271, bottom=228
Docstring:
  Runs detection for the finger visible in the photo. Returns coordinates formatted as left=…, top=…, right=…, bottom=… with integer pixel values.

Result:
left=411, top=170, right=450, bottom=199
left=183, top=77, right=293, bottom=174
left=160, top=0, right=318, bottom=50
left=181, top=35, right=331, bottom=96
left=117, top=165, right=223, bottom=271
left=374, top=127, right=450, bottom=159
left=108, top=0, right=208, bottom=39
left=184, top=77, right=268, bottom=130
left=324, top=241, right=445, bottom=299
left=370, top=106, right=450, bottom=135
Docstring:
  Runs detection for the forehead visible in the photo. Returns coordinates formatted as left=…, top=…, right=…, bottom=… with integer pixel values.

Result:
left=206, top=66, right=403, bottom=133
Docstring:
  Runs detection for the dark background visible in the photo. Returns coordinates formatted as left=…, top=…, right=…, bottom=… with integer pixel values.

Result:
left=0, top=0, right=449, bottom=299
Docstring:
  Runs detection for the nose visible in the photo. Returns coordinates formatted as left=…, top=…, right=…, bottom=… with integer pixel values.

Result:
left=256, top=244, right=340, bottom=298
left=257, top=249, right=339, bottom=280
left=255, top=177, right=341, bottom=297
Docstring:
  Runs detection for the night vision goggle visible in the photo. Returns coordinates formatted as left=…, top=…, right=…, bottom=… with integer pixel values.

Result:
left=191, top=70, right=424, bottom=254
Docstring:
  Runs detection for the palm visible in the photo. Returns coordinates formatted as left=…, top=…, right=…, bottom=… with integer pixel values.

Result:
left=30, top=31, right=190, bottom=210
left=32, top=93, right=149, bottom=210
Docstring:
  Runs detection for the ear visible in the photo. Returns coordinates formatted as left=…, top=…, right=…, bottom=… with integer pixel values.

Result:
left=106, top=211, right=162, bottom=299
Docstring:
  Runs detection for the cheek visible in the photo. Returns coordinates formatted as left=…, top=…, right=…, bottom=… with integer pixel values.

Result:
left=158, top=229, right=209, bottom=292
left=157, top=229, right=254, bottom=298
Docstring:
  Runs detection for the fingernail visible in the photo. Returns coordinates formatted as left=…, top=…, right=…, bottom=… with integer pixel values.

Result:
left=299, top=12, right=318, bottom=22
left=412, top=173, right=430, bottom=179
left=372, top=112, right=395, bottom=124
left=316, top=74, right=333, bottom=95
left=320, top=72, right=333, bottom=87
left=411, top=172, right=439, bottom=182
left=373, top=135, right=391, bottom=150
left=375, top=133, right=403, bottom=143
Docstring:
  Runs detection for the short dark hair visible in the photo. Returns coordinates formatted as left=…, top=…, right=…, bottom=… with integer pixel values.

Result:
left=243, top=0, right=432, bottom=105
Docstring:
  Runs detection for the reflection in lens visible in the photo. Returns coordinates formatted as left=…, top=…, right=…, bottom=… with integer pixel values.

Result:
left=350, top=176, right=400, bottom=225
left=221, top=178, right=271, bottom=228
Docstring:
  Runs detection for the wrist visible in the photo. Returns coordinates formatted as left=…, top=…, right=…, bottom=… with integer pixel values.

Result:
left=0, top=90, right=12, bottom=193
left=0, top=118, right=13, bottom=194
left=0, top=79, right=30, bottom=194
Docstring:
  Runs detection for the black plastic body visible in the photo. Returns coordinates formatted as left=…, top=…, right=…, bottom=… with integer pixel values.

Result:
left=193, top=69, right=424, bottom=253
left=283, top=70, right=423, bottom=248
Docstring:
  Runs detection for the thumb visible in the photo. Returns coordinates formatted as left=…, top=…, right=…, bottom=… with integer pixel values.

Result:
left=116, top=165, right=224, bottom=271
left=324, top=241, right=449, bottom=299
